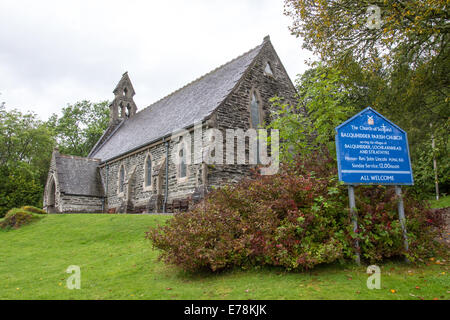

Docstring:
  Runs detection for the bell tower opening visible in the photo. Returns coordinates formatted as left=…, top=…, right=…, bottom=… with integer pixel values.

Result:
left=109, top=72, right=138, bottom=124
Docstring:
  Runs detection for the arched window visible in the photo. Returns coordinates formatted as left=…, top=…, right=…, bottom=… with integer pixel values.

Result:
left=126, top=104, right=131, bottom=118
left=144, top=154, right=152, bottom=187
left=264, top=62, right=274, bottom=76
left=250, top=92, right=261, bottom=128
left=119, top=165, right=125, bottom=193
left=179, top=147, right=187, bottom=179
left=249, top=90, right=263, bottom=164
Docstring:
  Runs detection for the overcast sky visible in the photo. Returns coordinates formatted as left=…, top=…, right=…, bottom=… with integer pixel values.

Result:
left=0, top=0, right=314, bottom=120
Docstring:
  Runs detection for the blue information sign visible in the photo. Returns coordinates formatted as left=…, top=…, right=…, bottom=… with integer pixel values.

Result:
left=335, top=107, right=413, bottom=185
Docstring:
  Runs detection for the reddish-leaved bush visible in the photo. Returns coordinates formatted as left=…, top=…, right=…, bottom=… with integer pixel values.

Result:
left=146, top=152, right=445, bottom=272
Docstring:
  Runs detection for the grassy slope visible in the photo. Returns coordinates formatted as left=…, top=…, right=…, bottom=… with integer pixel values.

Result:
left=0, top=214, right=448, bottom=300
left=430, top=195, right=450, bottom=209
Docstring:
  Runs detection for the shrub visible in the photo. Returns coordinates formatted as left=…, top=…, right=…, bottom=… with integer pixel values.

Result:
left=147, top=153, right=445, bottom=272
left=0, top=210, right=41, bottom=230
left=0, top=164, right=43, bottom=218
left=352, top=186, right=445, bottom=263
left=21, top=206, right=47, bottom=215
left=5, top=208, right=24, bottom=218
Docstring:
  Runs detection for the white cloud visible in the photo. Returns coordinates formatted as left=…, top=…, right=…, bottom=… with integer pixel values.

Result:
left=0, top=0, right=313, bottom=120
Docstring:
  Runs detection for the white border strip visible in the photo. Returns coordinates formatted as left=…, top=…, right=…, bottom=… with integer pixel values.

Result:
left=341, top=170, right=411, bottom=174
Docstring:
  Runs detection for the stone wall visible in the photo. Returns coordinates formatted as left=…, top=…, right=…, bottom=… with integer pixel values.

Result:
left=59, top=194, right=103, bottom=213
left=208, top=40, right=297, bottom=187
left=43, top=152, right=62, bottom=213
left=100, top=143, right=164, bottom=212
left=99, top=129, right=206, bottom=213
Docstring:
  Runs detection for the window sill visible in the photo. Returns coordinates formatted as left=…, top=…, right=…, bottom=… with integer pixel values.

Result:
left=142, top=184, right=153, bottom=192
left=177, top=177, right=188, bottom=184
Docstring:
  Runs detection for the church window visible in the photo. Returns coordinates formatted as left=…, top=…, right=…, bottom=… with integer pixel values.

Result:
left=144, top=154, right=152, bottom=187
left=249, top=90, right=264, bottom=164
left=250, top=92, right=261, bottom=128
left=179, top=148, right=187, bottom=179
left=264, top=62, right=274, bottom=76
left=119, top=165, right=125, bottom=193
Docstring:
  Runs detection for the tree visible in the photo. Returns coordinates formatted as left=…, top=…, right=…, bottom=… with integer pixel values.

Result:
left=0, top=163, right=43, bottom=217
left=0, top=100, right=111, bottom=216
left=268, top=64, right=357, bottom=162
left=284, top=0, right=449, bottom=196
left=47, top=100, right=110, bottom=157
left=284, top=0, right=448, bottom=122
left=0, top=105, right=55, bottom=216
left=0, top=105, right=55, bottom=184
left=284, top=0, right=448, bottom=68
left=269, top=61, right=449, bottom=196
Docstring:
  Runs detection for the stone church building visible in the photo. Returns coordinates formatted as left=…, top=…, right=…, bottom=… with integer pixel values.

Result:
left=43, top=36, right=297, bottom=213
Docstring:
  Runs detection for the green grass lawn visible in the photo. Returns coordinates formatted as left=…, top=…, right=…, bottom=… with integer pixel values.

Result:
left=0, top=214, right=448, bottom=300
left=430, top=195, right=450, bottom=209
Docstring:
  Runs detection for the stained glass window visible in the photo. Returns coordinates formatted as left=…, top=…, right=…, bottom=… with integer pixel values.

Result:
left=179, top=148, right=187, bottom=178
left=119, top=166, right=125, bottom=193
left=264, top=62, right=273, bottom=76
left=250, top=92, right=260, bottom=128
left=145, top=156, right=152, bottom=187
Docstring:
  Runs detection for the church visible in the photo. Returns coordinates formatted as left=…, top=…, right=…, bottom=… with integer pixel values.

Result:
left=43, top=36, right=297, bottom=213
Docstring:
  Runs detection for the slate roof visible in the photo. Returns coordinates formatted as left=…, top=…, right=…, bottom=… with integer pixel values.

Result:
left=89, top=42, right=265, bottom=162
left=55, top=154, right=104, bottom=197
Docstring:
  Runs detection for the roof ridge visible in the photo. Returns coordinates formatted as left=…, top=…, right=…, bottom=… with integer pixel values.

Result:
left=57, top=154, right=101, bottom=162
left=138, top=43, right=264, bottom=114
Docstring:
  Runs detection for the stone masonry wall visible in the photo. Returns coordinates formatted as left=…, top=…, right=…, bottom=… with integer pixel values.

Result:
left=43, top=152, right=62, bottom=213
left=59, top=194, right=103, bottom=213
left=99, top=129, right=206, bottom=213
left=208, top=40, right=297, bottom=187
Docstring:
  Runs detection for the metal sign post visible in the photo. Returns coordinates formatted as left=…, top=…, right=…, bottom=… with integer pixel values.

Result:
left=395, top=185, right=409, bottom=255
left=348, top=185, right=361, bottom=265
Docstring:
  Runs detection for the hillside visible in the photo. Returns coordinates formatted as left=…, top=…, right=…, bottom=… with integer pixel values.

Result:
left=0, top=214, right=448, bottom=300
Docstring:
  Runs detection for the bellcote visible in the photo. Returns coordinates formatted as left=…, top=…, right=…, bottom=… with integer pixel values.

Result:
left=110, top=72, right=138, bottom=124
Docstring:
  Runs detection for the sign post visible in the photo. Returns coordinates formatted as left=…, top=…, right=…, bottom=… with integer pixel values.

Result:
left=348, top=185, right=360, bottom=265
left=395, top=186, right=409, bottom=252
left=335, top=107, right=413, bottom=263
